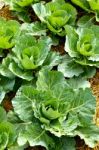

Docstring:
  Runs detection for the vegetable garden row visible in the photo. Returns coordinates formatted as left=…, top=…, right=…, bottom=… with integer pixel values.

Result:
left=0, top=0, right=99, bottom=149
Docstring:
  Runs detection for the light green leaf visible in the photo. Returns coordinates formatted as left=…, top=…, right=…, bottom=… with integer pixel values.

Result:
left=58, top=55, right=84, bottom=77
left=12, top=86, right=34, bottom=121
left=65, top=25, right=79, bottom=57
left=8, top=145, right=26, bottom=150
left=43, top=51, right=62, bottom=69
left=77, top=15, right=94, bottom=27
left=9, top=62, right=33, bottom=81
left=71, top=0, right=90, bottom=11
left=37, top=69, right=66, bottom=93
left=0, top=107, right=7, bottom=122
left=0, top=122, right=16, bottom=148
left=0, top=87, right=5, bottom=103
left=87, top=0, right=99, bottom=11
left=65, top=77, right=90, bottom=90
left=0, top=36, right=13, bottom=49
left=0, top=132, right=8, bottom=150
left=0, top=56, right=15, bottom=79
left=15, top=0, right=33, bottom=7
left=21, top=21, right=47, bottom=36
left=0, top=17, right=20, bottom=49
left=32, top=3, right=47, bottom=22
left=95, top=11, right=99, bottom=22
left=0, top=75, right=14, bottom=104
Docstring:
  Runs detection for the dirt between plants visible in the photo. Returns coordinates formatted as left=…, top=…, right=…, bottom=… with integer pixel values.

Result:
left=1, top=5, right=99, bottom=150
left=0, top=5, right=16, bottom=20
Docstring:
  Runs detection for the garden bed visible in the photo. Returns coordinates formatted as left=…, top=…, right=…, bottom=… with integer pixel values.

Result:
left=0, top=1, right=99, bottom=150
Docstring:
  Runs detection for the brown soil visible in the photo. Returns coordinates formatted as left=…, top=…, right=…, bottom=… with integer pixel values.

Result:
left=2, top=92, right=15, bottom=112
left=52, top=44, right=65, bottom=55
left=51, top=36, right=65, bottom=55
left=90, top=71, right=99, bottom=127
left=0, top=4, right=99, bottom=150
left=0, top=6, right=16, bottom=20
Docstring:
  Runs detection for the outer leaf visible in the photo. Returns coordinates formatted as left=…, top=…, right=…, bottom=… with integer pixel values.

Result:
left=0, top=73, right=15, bottom=104
left=65, top=25, right=79, bottom=57
left=0, top=87, right=5, bottom=103
left=95, top=11, right=99, bottom=22
left=71, top=0, right=99, bottom=22
left=21, top=21, right=47, bottom=36
left=14, top=0, right=34, bottom=7
left=9, top=62, right=33, bottom=81
left=65, top=77, right=90, bottom=90
left=0, top=56, right=15, bottom=79
left=4, top=0, right=38, bottom=9
left=12, top=86, right=34, bottom=121
left=17, top=123, right=54, bottom=150
left=54, top=137, right=76, bottom=150
left=0, top=76, right=15, bottom=91
left=70, top=125, right=99, bottom=148
left=0, top=17, right=20, bottom=49
left=58, top=55, right=84, bottom=77
left=43, top=51, right=62, bottom=70
left=77, top=15, right=95, bottom=27
left=80, top=67, right=96, bottom=78
left=16, top=11, right=32, bottom=22
left=36, top=69, right=66, bottom=94
left=0, top=122, right=16, bottom=148
left=32, top=3, right=47, bottom=22
left=71, top=0, right=90, bottom=11
left=87, top=0, right=99, bottom=11
left=0, top=132, right=8, bottom=150
left=0, top=107, right=7, bottom=122
left=8, top=145, right=26, bottom=150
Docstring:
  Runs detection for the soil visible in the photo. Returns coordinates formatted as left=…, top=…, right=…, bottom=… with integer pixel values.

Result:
left=90, top=71, right=99, bottom=126
left=0, top=4, right=99, bottom=150
left=0, top=5, right=16, bottom=20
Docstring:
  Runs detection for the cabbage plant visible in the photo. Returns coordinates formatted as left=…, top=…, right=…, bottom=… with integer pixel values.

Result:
left=71, top=0, right=99, bottom=21
left=65, top=25, right=99, bottom=65
left=58, top=24, right=99, bottom=78
left=0, top=107, right=16, bottom=150
left=0, top=18, right=20, bottom=57
left=33, top=0, right=77, bottom=36
left=3, top=0, right=39, bottom=22
left=12, top=69, right=99, bottom=148
left=0, top=34, right=61, bottom=81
